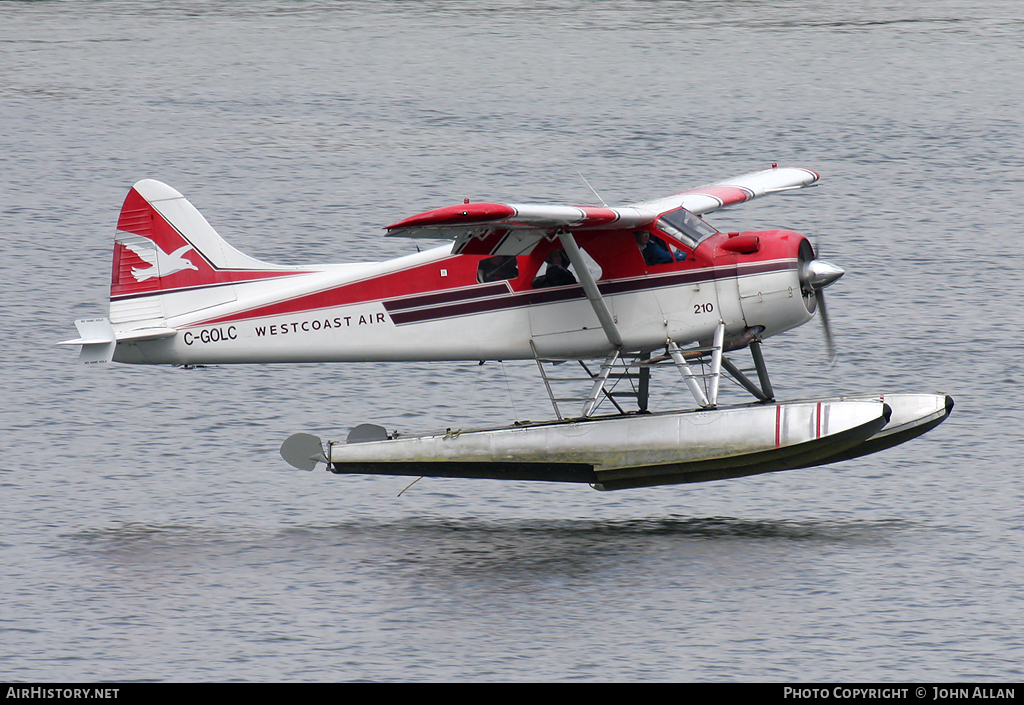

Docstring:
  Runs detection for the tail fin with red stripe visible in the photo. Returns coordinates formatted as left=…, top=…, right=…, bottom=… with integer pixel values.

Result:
left=108, top=180, right=297, bottom=328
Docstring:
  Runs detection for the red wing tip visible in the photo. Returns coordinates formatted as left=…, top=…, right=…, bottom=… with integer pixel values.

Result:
left=386, top=202, right=517, bottom=230
left=788, top=167, right=820, bottom=182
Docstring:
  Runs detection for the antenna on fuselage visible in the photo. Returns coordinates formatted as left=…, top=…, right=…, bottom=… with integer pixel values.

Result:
left=576, top=171, right=608, bottom=207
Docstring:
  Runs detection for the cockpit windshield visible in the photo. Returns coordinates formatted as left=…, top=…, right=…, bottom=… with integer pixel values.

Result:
left=656, top=208, right=719, bottom=249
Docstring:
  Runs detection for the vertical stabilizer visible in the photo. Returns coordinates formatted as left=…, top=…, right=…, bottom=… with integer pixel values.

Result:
left=108, top=180, right=297, bottom=326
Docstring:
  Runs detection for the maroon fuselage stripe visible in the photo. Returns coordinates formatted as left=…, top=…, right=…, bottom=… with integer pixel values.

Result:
left=387, top=260, right=795, bottom=325
left=383, top=282, right=510, bottom=311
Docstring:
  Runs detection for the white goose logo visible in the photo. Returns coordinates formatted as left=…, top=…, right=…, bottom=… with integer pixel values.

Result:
left=123, top=239, right=199, bottom=282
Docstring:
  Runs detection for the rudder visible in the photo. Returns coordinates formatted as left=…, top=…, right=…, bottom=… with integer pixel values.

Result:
left=109, top=180, right=293, bottom=326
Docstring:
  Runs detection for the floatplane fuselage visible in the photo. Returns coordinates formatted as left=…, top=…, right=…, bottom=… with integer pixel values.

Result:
left=61, top=167, right=952, bottom=490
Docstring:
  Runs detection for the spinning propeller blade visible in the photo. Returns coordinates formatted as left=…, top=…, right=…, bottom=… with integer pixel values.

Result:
left=818, top=289, right=836, bottom=364
left=800, top=240, right=844, bottom=364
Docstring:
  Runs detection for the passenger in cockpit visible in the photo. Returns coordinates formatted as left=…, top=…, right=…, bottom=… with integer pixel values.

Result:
left=532, top=249, right=576, bottom=288
left=635, top=231, right=685, bottom=265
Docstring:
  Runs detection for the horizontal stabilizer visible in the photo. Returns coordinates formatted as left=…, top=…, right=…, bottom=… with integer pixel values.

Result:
left=58, top=319, right=179, bottom=364
left=57, top=318, right=116, bottom=364
left=116, top=327, right=178, bottom=342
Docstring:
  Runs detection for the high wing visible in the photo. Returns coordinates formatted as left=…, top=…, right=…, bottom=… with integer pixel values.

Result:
left=384, top=166, right=819, bottom=256
left=633, top=165, right=820, bottom=218
left=384, top=202, right=652, bottom=256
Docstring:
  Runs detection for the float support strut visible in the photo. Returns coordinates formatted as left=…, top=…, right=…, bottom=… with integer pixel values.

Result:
left=750, top=340, right=774, bottom=401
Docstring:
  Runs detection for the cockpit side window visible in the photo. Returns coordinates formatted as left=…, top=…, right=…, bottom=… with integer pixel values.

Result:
left=657, top=208, right=718, bottom=249
left=477, top=255, right=519, bottom=283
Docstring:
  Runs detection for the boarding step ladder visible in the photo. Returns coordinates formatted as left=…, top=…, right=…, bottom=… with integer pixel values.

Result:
left=532, top=321, right=732, bottom=417
left=532, top=344, right=650, bottom=420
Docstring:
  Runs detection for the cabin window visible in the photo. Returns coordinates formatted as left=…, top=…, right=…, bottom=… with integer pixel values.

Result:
left=657, top=208, right=718, bottom=249
left=477, top=255, right=519, bottom=283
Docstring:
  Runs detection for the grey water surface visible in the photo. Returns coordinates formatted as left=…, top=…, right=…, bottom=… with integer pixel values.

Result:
left=1, top=0, right=1022, bottom=682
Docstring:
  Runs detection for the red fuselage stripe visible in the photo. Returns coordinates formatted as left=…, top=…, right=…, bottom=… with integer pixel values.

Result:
left=175, top=258, right=796, bottom=329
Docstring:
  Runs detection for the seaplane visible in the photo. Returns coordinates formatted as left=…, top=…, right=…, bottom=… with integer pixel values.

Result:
left=59, top=165, right=952, bottom=491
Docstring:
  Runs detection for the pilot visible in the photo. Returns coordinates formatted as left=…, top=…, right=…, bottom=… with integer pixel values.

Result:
left=635, top=231, right=684, bottom=265
left=532, top=249, right=577, bottom=288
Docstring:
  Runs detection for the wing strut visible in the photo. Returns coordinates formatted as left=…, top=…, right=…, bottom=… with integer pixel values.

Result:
left=557, top=230, right=622, bottom=349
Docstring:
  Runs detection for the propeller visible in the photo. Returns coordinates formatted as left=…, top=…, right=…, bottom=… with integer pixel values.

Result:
left=799, top=240, right=844, bottom=364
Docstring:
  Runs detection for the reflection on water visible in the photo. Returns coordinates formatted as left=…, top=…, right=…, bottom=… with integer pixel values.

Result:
left=65, top=516, right=910, bottom=597
left=71, top=514, right=908, bottom=554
